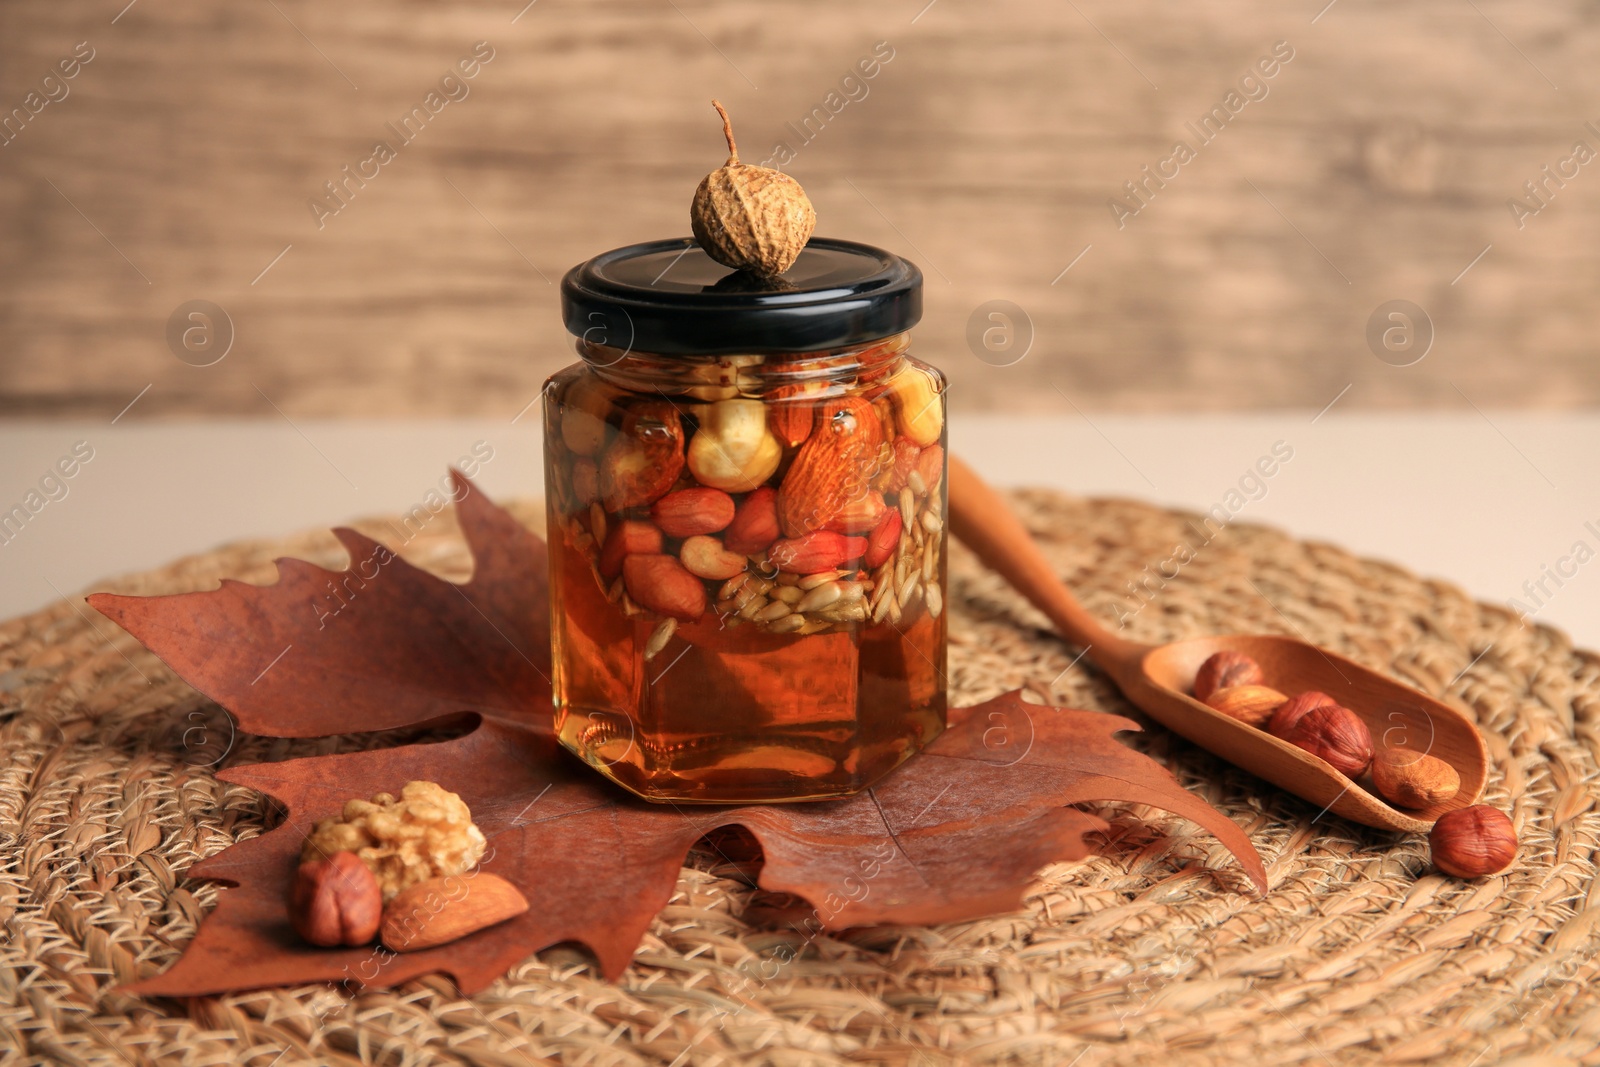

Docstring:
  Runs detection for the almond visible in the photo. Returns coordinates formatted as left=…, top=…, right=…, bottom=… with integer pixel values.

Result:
left=623, top=554, right=708, bottom=621
left=824, top=492, right=888, bottom=535
left=680, top=535, right=747, bottom=580
left=651, top=487, right=736, bottom=538
left=1204, top=684, right=1288, bottom=727
left=768, top=531, right=867, bottom=574
left=1193, top=650, right=1264, bottom=702
left=778, top=396, right=888, bottom=537
left=723, top=487, right=781, bottom=555
left=380, top=872, right=528, bottom=953
left=1372, top=748, right=1461, bottom=808
left=769, top=383, right=822, bottom=447
left=600, top=400, right=684, bottom=511
left=598, top=519, right=664, bottom=580
left=1284, top=704, right=1374, bottom=777
left=862, top=508, right=902, bottom=569
left=1268, top=690, right=1338, bottom=738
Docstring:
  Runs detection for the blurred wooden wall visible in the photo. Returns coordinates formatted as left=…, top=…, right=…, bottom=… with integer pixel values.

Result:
left=2, top=0, right=1596, bottom=420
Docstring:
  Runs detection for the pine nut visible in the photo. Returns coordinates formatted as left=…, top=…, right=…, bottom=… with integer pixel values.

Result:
left=644, top=618, right=677, bottom=660
left=900, top=577, right=922, bottom=612
left=799, top=570, right=844, bottom=590
left=755, top=600, right=793, bottom=622
left=795, top=582, right=843, bottom=614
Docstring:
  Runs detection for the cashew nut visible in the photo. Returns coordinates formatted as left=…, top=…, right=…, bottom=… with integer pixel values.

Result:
left=891, top=366, right=944, bottom=447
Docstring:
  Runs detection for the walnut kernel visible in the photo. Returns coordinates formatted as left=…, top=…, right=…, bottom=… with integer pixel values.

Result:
left=301, top=781, right=487, bottom=901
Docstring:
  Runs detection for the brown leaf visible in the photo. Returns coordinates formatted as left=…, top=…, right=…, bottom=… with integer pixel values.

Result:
left=94, top=472, right=1263, bottom=997
left=90, top=472, right=550, bottom=737
left=128, top=696, right=1262, bottom=996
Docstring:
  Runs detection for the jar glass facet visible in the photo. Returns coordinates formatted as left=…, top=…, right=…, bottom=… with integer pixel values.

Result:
left=547, top=238, right=940, bottom=804
left=543, top=334, right=946, bottom=803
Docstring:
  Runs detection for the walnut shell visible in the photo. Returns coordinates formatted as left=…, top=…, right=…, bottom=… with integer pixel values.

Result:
left=691, top=101, right=815, bottom=277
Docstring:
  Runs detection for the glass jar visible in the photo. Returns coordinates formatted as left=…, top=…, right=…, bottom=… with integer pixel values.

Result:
left=544, top=238, right=946, bottom=804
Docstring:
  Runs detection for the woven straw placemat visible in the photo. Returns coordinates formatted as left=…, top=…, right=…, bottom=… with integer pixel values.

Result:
left=3, top=491, right=1598, bottom=1066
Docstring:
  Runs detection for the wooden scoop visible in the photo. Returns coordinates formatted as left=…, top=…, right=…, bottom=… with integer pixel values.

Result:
left=946, top=456, right=1488, bottom=833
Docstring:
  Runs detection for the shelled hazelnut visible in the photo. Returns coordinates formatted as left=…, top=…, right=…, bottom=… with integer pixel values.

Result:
left=1283, top=704, right=1375, bottom=777
left=1193, top=650, right=1265, bottom=703
left=290, top=852, right=382, bottom=948
left=1267, top=690, right=1337, bottom=738
left=1429, top=805, right=1517, bottom=878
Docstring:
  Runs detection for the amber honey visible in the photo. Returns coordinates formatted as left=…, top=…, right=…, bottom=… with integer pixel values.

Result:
left=548, top=237, right=941, bottom=803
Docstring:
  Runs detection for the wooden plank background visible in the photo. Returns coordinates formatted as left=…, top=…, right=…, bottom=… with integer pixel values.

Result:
left=1, top=0, right=1596, bottom=420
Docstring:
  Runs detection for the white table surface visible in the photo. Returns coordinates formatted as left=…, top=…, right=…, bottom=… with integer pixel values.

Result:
left=2, top=414, right=1596, bottom=649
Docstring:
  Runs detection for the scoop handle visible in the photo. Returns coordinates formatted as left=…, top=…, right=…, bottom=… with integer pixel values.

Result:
left=946, top=455, right=1148, bottom=672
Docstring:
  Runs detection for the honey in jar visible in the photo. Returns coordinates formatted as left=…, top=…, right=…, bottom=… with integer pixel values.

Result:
left=545, top=237, right=945, bottom=803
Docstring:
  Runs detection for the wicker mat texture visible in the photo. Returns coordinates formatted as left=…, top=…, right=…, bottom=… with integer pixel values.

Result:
left=3, top=491, right=1599, bottom=1067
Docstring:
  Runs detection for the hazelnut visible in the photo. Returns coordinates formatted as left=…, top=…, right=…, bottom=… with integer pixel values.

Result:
left=686, top=399, right=782, bottom=493
left=1193, top=651, right=1264, bottom=703
left=1430, top=805, right=1517, bottom=878
left=291, top=851, right=382, bottom=947
left=1267, top=690, right=1338, bottom=738
left=1372, top=748, right=1461, bottom=808
left=1283, top=704, right=1374, bottom=776
left=1204, top=684, right=1289, bottom=727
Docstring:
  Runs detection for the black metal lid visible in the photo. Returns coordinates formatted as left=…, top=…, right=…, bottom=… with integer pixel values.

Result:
left=560, top=237, right=922, bottom=356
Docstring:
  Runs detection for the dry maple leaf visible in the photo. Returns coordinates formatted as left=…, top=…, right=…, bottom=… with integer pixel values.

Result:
left=90, top=473, right=1265, bottom=996
left=92, top=475, right=549, bottom=737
